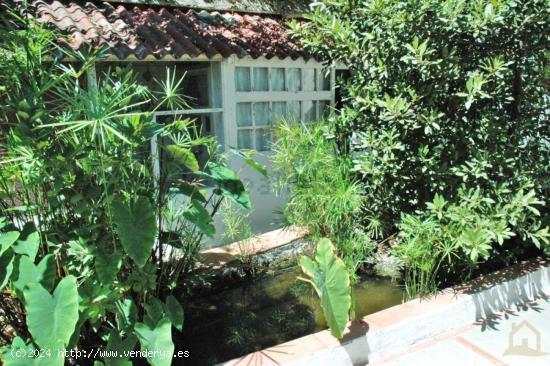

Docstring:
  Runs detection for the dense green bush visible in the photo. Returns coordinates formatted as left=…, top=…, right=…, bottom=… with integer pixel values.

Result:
left=395, top=186, right=549, bottom=298
left=0, top=10, right=253, bottom=365
left=291, top=0, right=549, bottom=294
left=291, top=0, right=549, bottom=233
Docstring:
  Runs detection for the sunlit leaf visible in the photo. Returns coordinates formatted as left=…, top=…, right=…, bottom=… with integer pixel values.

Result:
left=24, top=276, right=79, bottom=350
left=299, top=238, right=351, bottom=339
left=112, top=196, right=157, bottom=267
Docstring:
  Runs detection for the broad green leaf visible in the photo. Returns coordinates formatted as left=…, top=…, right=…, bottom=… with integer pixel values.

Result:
left=95, top=250, right=122, bottom=284
left=116, top=298, right=138, bottom=332
left=183, top=200, right=215, bottom=237
left=78, top=281, right=116, bottom=323
left=112, top=196, right=157, bottom=267
left=165, top=295, right=184, bottom=331
left=230, top=147, right=268, bottom=177
left=12, top=232, right=40, bottom=261
left=164, top=144, right=199, bottom=172
left=173, top=181, right=206, bottom=203
left=0, top=231, right=20, bottom=256
left=200, top=162, right=251, bottom=209
left=14, top=254, right=57, bottom=294
left=145, top=297, right=165, bottom=327
left=299, top=238, right=351, bottom=339
left=134, top=318, right=174, bottom=366
left=0, top=250, right=15, bottom=292
left=24, top=276, right=79, bottom=350
left=104, top=330, right=136, bottom=366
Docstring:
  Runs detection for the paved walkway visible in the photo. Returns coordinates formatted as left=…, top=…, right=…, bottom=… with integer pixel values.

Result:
left=373, top=297, right=550, bottom=366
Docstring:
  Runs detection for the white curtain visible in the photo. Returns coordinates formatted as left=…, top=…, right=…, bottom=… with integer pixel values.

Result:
left=235, top=67, right=251, bottom=92
left=236, top=103, right=252, bottom=126
left=238, top=130, right=252, bottom=149
left=272, top=101, right=286, bottom=123
left=253, top=102, right=270, bottom=126
left=253, top=68, right=269, bottom=91
left=303, top=69, right=315, bottom=91
left=287, top=68, right=301, bottom=92
left=271, top=68, right=285, bottom=91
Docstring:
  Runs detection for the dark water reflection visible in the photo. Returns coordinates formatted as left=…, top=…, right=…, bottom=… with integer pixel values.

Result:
left=175, top=267, right=403, bottom=365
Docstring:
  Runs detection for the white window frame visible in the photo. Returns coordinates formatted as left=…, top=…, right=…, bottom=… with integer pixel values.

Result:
left=147, top=61, right=224, bottom=183
left=220, top=56, right=336, bottom=151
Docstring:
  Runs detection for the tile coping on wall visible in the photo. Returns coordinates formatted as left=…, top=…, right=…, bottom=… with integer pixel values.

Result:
left=199, top=226, right=309, bottom=269
left=220, top=257, right=550, bottom=366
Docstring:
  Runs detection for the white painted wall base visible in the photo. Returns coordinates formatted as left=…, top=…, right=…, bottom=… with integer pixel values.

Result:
left=205, top=153, right=287, bottom=249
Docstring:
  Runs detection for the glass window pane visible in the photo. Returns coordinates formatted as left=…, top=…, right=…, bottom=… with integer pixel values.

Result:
left=271, top=68, right=285, bottom=91
left=287, top=68, right=301, bottom=92
left=253, top=67, right=269, bottom=91
left=236, top=103, right=252, bottom=127
left=235, top=67, right=251, bottom=92
left=272, top=102, right=286, bottom=123
left=256, top=129, right=271, bottom=151
left=182, top=69, right=210, bottom=108
left=238, top=130, right=253, bottom=149
left=318, top=100, right=330, bottom=119
left=316, top=69, right=330, bottom=91
left=288, top=100, right=301, bottom=122
left=303, top=100, right=316, bottom=122
left=254, top=102, right=270, bottom=126
left=213, top=112, right=225, bottom=147
left=303, top=69, right=315, bottom=91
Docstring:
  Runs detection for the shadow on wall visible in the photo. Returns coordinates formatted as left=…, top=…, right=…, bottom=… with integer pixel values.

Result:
left=455, top=258, right=550, bottom=331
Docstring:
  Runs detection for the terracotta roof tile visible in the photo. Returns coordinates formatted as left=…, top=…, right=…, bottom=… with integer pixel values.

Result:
left=12, top=0, right=307, bottom=60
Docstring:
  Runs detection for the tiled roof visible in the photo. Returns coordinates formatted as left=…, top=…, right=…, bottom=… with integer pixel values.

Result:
left=14, top=1, right=307, bottom=60
left=103, top=0, right=311, bottom=17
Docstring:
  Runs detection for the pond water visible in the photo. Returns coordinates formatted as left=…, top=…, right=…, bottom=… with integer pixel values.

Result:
left=175, top=267, right=404, bottom=365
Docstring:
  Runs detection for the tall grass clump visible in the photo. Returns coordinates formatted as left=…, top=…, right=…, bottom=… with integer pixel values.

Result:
left=272, top=121, right=371, bottom=274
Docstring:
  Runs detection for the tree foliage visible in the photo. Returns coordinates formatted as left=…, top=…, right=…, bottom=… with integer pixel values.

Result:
left=0, top=6, right=253, bottom=364
left=290, top=0, right=549, bottom=232
left=290, top=0, right=549, bottom=295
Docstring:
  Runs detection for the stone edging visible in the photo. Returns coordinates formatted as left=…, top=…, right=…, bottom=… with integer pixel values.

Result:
left=200, top=226, right=308, bottom=269
left=220, top=257, right=550, bottom=366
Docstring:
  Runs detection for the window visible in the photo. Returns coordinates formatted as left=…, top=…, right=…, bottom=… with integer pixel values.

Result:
left=271, top=68, right=285, bottom=91
left=272, top=101, right=286, bottom=121
left=235, top=67, right=251, bottom=92
left=287, top=101, right=301, bottom=121
left=303, top=100, right=316, bottom=122
left=234, top=64, right=332, bottom=151
left=316, top=69, right=330, bottom=91
left=236, top=102, right=272, bottom=150
left=236, top=102, right=252, bottom=127
left=98, top=62, right=225, bottom=184
left=303, top=69, right=315, bottom=92
left=253, top=68, right=269, bottom=91
left=287, top=68, right=301, bottom=92
left=156, top=112, right=220, bottom=171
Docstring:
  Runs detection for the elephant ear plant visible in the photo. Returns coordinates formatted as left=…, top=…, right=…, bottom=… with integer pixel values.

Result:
left=299, top=238, right=352, bottom=339
left=0, top=8, right=255, bottom=365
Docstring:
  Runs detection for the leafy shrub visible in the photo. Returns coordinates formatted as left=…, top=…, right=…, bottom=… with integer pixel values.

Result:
left=395, top=185, right=549, bottom=298
left=290, top=0, right=550, bottom=235
left=290, top=0, right=550, bottom=294
left=272, top=121, right=371, bottom=273
left=0, top=9, right=252, bottom=365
